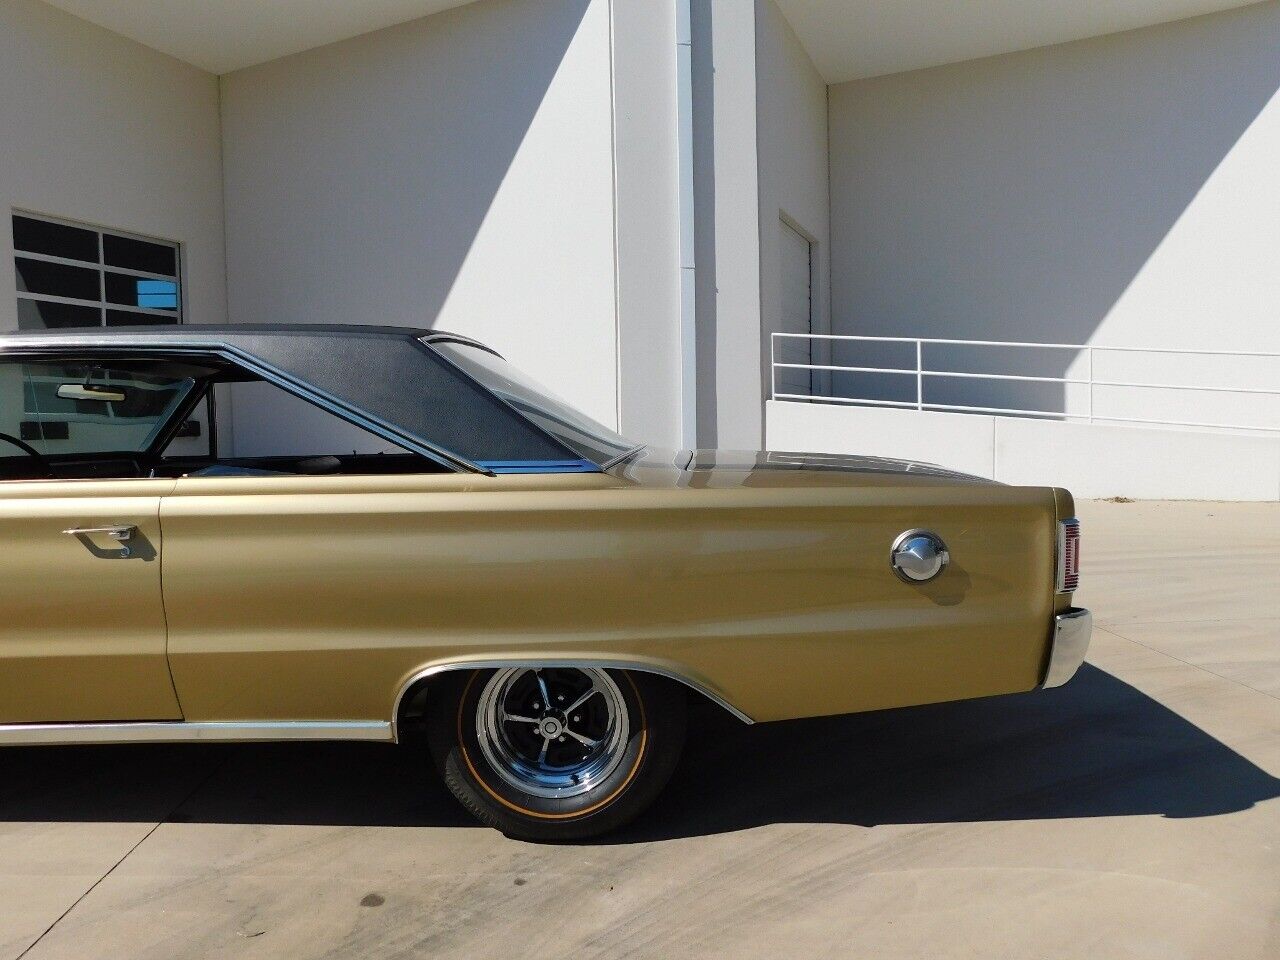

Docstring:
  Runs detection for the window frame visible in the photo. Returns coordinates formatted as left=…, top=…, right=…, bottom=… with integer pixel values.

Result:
left=0, top=345, right=460, bottom=477
left=12, top=210, right=183, bottom=328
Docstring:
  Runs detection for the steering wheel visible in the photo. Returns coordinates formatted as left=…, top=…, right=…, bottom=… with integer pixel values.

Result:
left=0, top=431, right=54, bottom=478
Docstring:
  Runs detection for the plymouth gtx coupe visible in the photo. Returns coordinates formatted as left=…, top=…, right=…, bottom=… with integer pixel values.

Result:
left=0, top=325, right=1089, bottom=839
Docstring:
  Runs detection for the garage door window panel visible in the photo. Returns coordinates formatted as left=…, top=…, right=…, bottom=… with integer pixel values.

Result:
left=11, top=212, right=182, bottom=329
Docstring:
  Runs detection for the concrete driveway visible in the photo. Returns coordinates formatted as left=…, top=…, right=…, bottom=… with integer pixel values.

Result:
left=2, top=500, right=1277, bottom=960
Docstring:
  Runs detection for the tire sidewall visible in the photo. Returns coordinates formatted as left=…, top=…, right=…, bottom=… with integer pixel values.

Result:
left=429, top=668, right=685, bottom=840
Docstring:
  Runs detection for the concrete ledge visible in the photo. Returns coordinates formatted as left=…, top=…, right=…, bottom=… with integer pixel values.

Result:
left=765, top=400, right=996, bottom=478
left=765, top=400, right=1280, bottom=500
left=994, top=417, right=1280, bottom=500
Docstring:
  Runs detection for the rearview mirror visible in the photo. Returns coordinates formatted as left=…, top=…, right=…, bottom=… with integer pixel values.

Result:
left=57, top=383, right=126, bottom=403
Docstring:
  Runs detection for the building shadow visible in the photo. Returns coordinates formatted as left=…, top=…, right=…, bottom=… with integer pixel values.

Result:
left=0, top=664, right=1274, bottom=840
left=690, top=0, right=719, bottom=447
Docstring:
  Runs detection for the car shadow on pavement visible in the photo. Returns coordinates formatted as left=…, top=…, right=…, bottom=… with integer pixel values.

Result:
left=620, top=664, right=1280, bottom=842
left=0, top=737, right=471, bottom=829
left=0, top=665, right=1275, bottom=838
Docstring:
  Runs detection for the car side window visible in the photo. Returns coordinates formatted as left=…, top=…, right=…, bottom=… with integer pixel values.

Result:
left=210, top=380, right=407, bottom=459
left=153, top=378, right=438, bottom=479
left=0, top=359, right=198, bottom=458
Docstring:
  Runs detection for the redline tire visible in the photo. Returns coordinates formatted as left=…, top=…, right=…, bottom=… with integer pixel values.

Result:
left=427, top=668, right=686, bottom=841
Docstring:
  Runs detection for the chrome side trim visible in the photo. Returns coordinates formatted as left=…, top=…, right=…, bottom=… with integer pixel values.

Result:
left=391, top=659, right=755, bottom=740
left=419, top=331, right=505, bottom=359
left=600, top=444, right=648, bottom=471
left=0, top=720, right=392, bottom=747
left=1041, top=607, right=1093, bottom=688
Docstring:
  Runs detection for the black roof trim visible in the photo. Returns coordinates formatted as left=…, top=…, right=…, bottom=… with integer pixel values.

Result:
left=0, top=323, right=495, bottom=346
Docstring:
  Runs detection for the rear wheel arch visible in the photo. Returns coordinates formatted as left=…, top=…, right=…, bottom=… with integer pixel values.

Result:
left=393, top=659, right=751, bottom=742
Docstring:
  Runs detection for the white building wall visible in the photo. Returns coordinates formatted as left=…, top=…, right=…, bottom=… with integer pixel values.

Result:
left=826, top=1, right=1280, bottom=425
left=0, top=0, right=226, bottom=332
left=610, top=0, right=685, bottom=448
left=754, top=0, right=831, bottom=429
left=219, top=0, right=621, bottom=430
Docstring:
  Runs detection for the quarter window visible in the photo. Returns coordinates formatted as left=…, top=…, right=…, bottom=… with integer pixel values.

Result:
left=12, top=213, right=181, bottom=329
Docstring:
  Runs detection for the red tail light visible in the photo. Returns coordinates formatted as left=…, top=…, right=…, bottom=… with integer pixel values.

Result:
left=1056, top=518, right=1081, bottom=593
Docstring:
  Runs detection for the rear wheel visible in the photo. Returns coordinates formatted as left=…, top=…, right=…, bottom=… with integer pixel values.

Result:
left=427, top=667, right=685, bottom=841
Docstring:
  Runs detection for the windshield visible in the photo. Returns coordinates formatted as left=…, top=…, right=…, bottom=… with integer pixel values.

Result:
left=433, top=341, right=637, bottom=466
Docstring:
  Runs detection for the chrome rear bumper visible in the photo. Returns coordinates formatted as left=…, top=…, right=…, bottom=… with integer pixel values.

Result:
left=1041, top=607, right=1092, bottom=688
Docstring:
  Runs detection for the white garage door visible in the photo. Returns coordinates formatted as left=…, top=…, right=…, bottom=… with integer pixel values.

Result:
left=776, top=219, right=813, bottom=398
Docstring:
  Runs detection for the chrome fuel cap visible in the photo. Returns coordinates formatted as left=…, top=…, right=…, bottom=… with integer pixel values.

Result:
left=890, top=529, right=949, bottom=583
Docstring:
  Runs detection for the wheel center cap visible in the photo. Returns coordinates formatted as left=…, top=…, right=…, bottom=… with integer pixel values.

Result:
left=538, top=717, right=563, bottom=738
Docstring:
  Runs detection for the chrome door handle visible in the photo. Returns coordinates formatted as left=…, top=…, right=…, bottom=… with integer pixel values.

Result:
left=63, top=525, right=137, bottom=557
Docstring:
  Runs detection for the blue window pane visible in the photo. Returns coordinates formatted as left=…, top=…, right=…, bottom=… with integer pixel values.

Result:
left=105, top=272, right=178, bottom=310
left=136, top=279, right=177, bottom=309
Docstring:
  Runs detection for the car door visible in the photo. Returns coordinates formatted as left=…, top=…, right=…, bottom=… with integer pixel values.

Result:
left=0, top=479, right=180, bottom=723
left=0, top=357, right=190, bottom=723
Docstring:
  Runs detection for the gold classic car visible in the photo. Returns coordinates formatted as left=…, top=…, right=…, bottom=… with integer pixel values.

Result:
left=0, top=325, right=1089, bottom=839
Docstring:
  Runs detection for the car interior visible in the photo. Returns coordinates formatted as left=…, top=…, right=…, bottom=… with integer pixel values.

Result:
left=0, top=355, right=454, bottom=481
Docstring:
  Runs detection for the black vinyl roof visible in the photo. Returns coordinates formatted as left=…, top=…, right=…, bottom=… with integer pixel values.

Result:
left=0, top=324, right=579, bottom=474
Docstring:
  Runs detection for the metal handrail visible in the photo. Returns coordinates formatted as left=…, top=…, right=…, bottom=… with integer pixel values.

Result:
left=769, top=333, right=1280, bottom=434
left=771, top=332, right=1280, bottom=357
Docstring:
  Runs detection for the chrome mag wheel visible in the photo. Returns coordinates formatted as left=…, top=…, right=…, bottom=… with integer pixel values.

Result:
left=474, top=667, right=630, bottom=799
